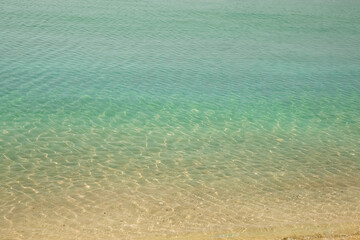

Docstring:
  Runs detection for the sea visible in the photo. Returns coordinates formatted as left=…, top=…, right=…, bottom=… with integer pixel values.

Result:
left=0, top=0, right=360, bottom=239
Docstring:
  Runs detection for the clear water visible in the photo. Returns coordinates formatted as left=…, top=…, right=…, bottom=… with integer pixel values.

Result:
left=1, top=0, right=360, bottom=239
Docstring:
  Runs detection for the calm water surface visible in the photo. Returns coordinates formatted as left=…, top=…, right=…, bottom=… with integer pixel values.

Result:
left=0, top=0, right=360, bottom=239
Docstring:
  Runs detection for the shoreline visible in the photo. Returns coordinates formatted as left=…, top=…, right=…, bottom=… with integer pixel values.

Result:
left=144, top=223, right=360, bottom=240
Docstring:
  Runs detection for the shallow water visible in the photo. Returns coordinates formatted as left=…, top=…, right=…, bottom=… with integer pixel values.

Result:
left=1, top=0, right=360, bottom=239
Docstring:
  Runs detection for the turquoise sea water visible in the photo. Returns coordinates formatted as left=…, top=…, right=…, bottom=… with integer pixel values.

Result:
left=1, top=0, right=360, bottom=239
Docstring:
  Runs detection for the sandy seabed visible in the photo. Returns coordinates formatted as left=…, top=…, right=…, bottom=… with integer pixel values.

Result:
left=2, top=222, right=360, bottom=240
